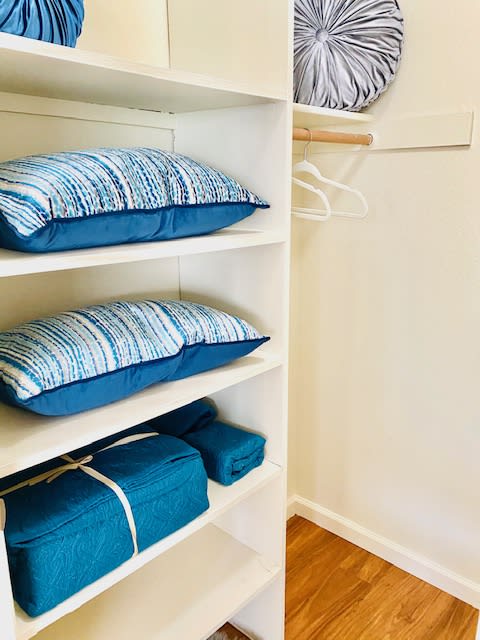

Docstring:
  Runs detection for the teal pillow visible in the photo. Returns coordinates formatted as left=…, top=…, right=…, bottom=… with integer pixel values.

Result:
left=0, top=148, right=269, bottom=253
left=0, top=300, right=269, bottom=416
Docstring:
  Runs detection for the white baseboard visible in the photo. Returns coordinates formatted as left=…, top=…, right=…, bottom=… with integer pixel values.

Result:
left=286, top=495, right=297, bottom=520
left=288, top=495, right=480, bottom=609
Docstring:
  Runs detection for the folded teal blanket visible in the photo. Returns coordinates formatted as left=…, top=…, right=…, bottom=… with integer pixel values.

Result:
left=147, top=399, right=217, bottom=437
left=183, top=421, right=266, bottom=486
left=1, top=431, right=208, bottom=617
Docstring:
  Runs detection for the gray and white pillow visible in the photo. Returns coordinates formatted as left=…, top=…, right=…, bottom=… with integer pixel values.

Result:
left=294, top=0, right=404, bottom=111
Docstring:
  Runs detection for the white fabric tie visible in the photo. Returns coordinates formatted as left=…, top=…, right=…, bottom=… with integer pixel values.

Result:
left=0, top=499, right=6, bottom=533
left=0, top=432, right=160, bottom=556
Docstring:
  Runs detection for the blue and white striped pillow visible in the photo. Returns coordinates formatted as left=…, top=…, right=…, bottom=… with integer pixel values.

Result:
left=0, top=148, right=269, bottom=253
left=0, top=300, right=269, bottom=416
left=0, top=0, right=84, bottom=47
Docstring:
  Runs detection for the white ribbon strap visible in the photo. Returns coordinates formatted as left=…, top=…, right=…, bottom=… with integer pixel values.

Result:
left=100, top=432, right=159, bottom=452
left=80, top=464, right=139, bottom=556
left=0, top=499, right=5, bottom=533
left=0, top=432, right=160, bottom=557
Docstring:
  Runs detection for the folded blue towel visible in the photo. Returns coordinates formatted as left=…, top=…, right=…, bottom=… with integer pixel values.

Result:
left=183, top=421, right=266, bottom=486
left=147, top=399, right=217, bottom=437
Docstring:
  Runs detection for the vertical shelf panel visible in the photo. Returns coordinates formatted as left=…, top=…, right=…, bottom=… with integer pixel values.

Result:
left=175, top=93, right=291, bottom=640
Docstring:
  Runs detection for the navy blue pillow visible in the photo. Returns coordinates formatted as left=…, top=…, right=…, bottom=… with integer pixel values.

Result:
left=0, top=148, right=269, bottom=253
left=0, top=0, right=84, bottom=47
left=0, top=300, right=269, bottom=416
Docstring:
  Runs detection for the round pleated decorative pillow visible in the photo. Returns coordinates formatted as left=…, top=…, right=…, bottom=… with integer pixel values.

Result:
left=294, top=0, right=404, bottom=111
left=0, top=0, right=84, bottom=47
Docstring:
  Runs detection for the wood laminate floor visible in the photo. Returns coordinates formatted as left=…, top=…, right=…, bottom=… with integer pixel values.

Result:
left=286, top=516, right=478, bottom=640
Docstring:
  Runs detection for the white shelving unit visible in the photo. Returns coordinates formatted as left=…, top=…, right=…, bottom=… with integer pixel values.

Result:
left=0, top=32, right=284, bottom=111
left=0, top=229, right=285, bottom=279
left=293, top=102, right=373, bottom=129
left=0, top=3, right=292, bottom=639
left=25, top=525, right=281, bottom=640
left=0, top=356, right=280, bottom=479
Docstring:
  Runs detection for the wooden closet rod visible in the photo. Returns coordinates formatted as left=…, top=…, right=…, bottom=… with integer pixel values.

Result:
left=293, top=127, right=373, bottom=146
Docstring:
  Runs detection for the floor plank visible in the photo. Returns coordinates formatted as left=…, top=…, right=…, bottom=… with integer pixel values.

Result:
left=286, top=516, right=478, bottom=640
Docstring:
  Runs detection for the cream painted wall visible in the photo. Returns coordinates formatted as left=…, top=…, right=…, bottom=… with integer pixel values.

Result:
left=78, top=0, right=170, bottom=67
left=290, top=0, right=480, bottom=590
left=168, top=0, right=290, bottom=98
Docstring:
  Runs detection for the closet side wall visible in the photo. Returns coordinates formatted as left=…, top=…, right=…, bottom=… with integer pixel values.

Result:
left=290, top=0, right=480, bottom=604
left=77, top=0, right=170, bottom=67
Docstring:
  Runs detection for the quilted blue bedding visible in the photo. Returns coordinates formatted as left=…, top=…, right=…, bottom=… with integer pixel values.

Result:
left=147, top=400, right=266, bottom=485
left=0, top=432, right=209, bottom=617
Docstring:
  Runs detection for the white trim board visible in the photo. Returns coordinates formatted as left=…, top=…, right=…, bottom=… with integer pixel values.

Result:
left=369, top=112, right=474, bottom=151
left=293, top=111, right=474, bottom=154
left=288, top=495, right=480, bottom=609
left=286, top=495, right=297, bottom=520
left=0, top=91, right=176, bottom=129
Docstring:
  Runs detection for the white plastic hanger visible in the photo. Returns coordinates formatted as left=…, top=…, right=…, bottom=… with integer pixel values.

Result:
left=292, top=130, right=332, bottom=222
left=292, top=130, right=369, bottom=221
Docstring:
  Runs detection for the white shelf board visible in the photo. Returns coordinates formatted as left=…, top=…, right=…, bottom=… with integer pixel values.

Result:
left=0, top=355, right=281, bottom=479
left=16, top=469, right=281, bottom=640
left=0, top=33, right=285, bottom=112
left=293, top=102, right=373, bottom=129
left=0, top=230, right=286, bottom=278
